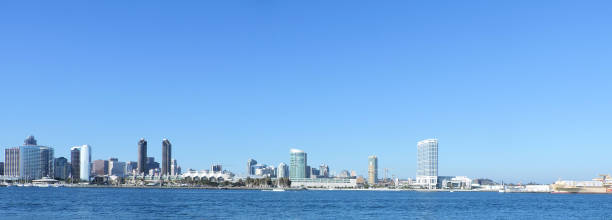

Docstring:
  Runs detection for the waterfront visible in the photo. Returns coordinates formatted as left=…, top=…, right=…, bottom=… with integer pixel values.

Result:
left=2, top=188, right=612, bottom=219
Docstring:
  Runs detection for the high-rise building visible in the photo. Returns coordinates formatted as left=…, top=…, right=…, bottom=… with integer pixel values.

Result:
left=79, top=145, right=92, bottom=182
left=161, top=139, right=171, bottom=176
left=368, top=155, right=378, bottom=184
left=0, top=162, right=4, bottom=176
left=277, top=162, right=289, bottom=178
left=247, top=159, right=257, bottom=175
left=126, top=161, right=138, bottom=175
left=211, top=164, right=222, bottom=172
left=4, top=136, right=54, bottom=180
left=137, top=138, right=147, bottom=175
left=4, top=148, right=19, bottom=177
left=310, top=167, right=320, bottom=178
left=70, top=147, right=80, bottom=180
left=146, top=157, right=159, bottom=170
left=93, top=159, right=109, bottom=176
left=108, top=158, right=126, bottom=177
left=289, top=149, right=307, bottom=179
left=170, top=159, right=179, bottom=176
left=417, top=139, right=438, bottom=189
left=305, top=165, right=311, bottom=178
left=319, top=164, right=329, bottom=178
left=53, top=157, right=70, bottom=180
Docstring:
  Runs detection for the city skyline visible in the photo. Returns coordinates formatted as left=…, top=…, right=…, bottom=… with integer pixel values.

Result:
left=2, top=1, right=612, bottom=184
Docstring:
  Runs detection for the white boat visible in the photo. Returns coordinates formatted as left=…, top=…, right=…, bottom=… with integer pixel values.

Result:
left=35, top=184, right=50, bottom=188
left=272, top=188, right=286, bottom=192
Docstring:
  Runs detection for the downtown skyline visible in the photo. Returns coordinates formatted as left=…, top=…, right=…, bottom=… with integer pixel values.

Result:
left=2, top=1, right=612, bottom=183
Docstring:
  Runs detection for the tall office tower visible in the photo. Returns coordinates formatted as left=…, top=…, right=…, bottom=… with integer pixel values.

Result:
left=305, top=165, right=311, bottom=178
left=53, top=157, right=70, bottom=180
left=368, top=155, right=378, bottom=184
left=310, top=167, right=320, bottom=178
left=417, top=139, right=438, bottom=189
left=4, top=136, right=54, bottom=180
left=93, top=159, right=109, bottom=176
left=4, top=148, right=19, bottom=177
left=137, top=138, right=147, bottom=175
left=247, top=159, right=257, bottom=175
left=108, top=158, right=125, bottom=177
left=170, top=159, right=178, bottom=176
left=146, top=157, right=159, bottom=170
left=161, top=139, right=172, bottom=176
left=126, top=161, right=138, bottom=175
left=211, top=164, right=222, bottom=172
left=0, top=162, right=4, bottom=175
left=79, top=145, right=91, bottom=182
left=289, top=149, right=307, bottom=179
left=319, top=164, right=329, bottom=178
left=70, top=147, right=81, bottom=180
left=277, top=162, right=289, bottom=178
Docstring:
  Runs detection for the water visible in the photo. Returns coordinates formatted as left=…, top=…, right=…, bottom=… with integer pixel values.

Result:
left=1, top=188, right=612, bottom=219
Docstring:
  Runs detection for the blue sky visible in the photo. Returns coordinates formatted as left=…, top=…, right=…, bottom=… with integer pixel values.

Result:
left=1, top=1, right=611, bottom=183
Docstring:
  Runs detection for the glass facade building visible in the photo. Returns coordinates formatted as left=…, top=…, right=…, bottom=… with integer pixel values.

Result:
left=4, top=136, right=54, bottom=180
left=137, top=138, right=147, bottom=175
left=417, top=139, right=438, bottom=189
left=289, top=149, right=307, bottom=179
left=161, top=139, right=172, bottom=176
left=79, top=145, right=91, bottom=182
left=70, top=147, right=80, bottom=180
left=368, top=155, right=378, bottom=184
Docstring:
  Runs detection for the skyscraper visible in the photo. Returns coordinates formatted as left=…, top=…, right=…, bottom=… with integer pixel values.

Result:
left=211, top=164, right=222, bottom=172
left=126, top=161, right=138, bottom=175
left=289, top=149, right=307, bottom=179
left=93, top=159, right=109, bottom=176
left=108, top=158, right=125, bottom=177
left=137, top=138, right=147, bottom=175
left=79, top=145, right=91, bottom=182
left=277, top=162, right=289, bottom=178
left=368, top=155, right=378, bottom=184
left=4, top=136, right=54, bottom=180
left=70, top=147, right=80, bottom=180
left=170, top=159, right=179, bottom=176
left=319, top=164, right=329, bottom=178
left=161, top=139, right=172, bottom=176
left=417, top=139, right=438, bottom=189
left=247, top=159, right=257, bottom=175
left=53, top=157, right=70, bottom=180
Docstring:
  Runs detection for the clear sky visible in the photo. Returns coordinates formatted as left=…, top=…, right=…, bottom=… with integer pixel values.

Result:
left=1, top=1, right=611, bottom=183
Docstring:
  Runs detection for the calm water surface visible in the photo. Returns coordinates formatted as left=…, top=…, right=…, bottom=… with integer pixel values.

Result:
left=1, top=187, right=612, bottom=219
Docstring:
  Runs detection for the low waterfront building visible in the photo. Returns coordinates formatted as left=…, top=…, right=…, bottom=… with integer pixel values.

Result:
left=290, top=178, right=357, bottom=188
left=182, top=169, right=235, bottom=182
left=438, top=176, right=472, bottom=190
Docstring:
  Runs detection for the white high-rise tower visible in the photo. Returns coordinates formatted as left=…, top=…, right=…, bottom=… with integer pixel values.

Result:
left=417, top=139, right=438, bottom=189
left=79, top=145, right=92, bottom=182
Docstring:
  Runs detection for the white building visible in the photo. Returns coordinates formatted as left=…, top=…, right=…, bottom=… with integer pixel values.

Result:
left=290, top=178, right=357, bottom=188
left=78, top=145, right=92, bottom=182
left=182, top=170, right=234, bottom=182
left=109, top=160, right=126, bottom=177
left=277, top=163, right=289, bottom=178
left=417, top=139, right=438, bottom=189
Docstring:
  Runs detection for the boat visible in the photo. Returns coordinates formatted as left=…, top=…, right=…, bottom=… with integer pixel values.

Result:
left=552, top=174, right=612, bottom=194
left=272, top=188, right=286, bottom=192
